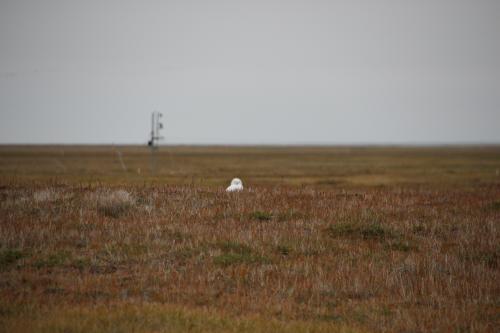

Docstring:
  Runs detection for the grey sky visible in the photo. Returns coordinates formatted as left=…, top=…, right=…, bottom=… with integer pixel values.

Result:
left=0, top=0, right=499, bottom=144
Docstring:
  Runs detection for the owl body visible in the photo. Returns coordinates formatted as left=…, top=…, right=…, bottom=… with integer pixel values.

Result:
left=226, top=178, right=243, bottom=192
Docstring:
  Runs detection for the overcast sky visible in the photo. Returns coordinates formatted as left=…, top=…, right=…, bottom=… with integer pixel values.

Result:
left=0, top=0, right=499, bottom=144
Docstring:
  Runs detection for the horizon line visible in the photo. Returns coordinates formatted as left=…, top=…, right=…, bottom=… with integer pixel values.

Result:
left=1, top=142, right=500, bottom=148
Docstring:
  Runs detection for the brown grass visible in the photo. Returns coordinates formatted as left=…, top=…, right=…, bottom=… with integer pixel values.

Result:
left=0, top=146, right=499, bottom=332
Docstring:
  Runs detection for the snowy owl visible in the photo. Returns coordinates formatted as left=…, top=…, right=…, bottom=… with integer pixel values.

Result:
left=226, top=178, right=243, bottom=192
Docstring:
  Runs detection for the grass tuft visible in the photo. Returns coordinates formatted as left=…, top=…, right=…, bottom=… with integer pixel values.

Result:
left=326, top=222, right=395, bottom=240
left=276, top=245, right=292, bottom=256
left=250, top=211, right=273, bottom=221
left=0, top=249, right=24, bottom=270
left=460, top=248, right=499, bottom=269
left=214, top=253, right=269, bottom=267
left=34, top=251, right=71, bottom=269
left=386, top=240, right=416, bottom=252
left=213, top=241, right=270, bottom=267
left=215, top=241, right=253, bottom=255
left=487, top=201, right=500, bottom=211
left=95, top=189, right=134, bottom=218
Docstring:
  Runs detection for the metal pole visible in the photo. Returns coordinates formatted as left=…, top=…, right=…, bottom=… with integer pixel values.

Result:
left=151, top=112, right=155, bottom=145
left=150, top=112, right=155, bottom=174
left=149, top=111, right=164, bottom=175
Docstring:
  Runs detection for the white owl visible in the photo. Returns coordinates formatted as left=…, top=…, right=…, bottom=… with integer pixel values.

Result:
left=226, top=178, right=243, bottom=192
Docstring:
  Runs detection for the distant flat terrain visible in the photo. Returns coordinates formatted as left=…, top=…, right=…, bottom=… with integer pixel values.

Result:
left=1, top=145, right=499, bottom=187
left=0, top=146, right=499, bottom=332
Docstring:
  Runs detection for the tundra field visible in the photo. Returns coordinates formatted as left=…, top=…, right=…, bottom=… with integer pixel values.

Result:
left=0, top=145, right=499, bottom=332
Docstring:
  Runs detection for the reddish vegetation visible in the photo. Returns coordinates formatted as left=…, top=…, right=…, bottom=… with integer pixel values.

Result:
left=1, top=184, right=499, bottom=332
left=0, top=146, right=499, bottom=332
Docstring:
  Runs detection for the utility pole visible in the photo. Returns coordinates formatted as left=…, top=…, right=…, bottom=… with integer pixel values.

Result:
left=148, top=111, right=164, bottom=174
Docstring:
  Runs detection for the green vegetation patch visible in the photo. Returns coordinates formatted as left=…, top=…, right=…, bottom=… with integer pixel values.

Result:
left=276, top=245, right=292, bottom=256
left=215, top=241, right=253, bottom=255
left=250, top=211, right=273, bottom=221
left=487, top=201, right=500, bottom=212
left=34, top=251, right=71, bottom=269
left=213, top=241, right=271, bottom=267
left=460, top=248, right=499, bottom=269
left=385, top=240, right=417, bottom=252
left=326, top=222, right=395, bottom=240
left=71, top=257, right=92, bottom=271
left=0, top=249, right=25, bottom=270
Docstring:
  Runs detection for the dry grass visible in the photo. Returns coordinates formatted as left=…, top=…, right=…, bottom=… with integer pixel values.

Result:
left=0, top=146, right=499, bottom=332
